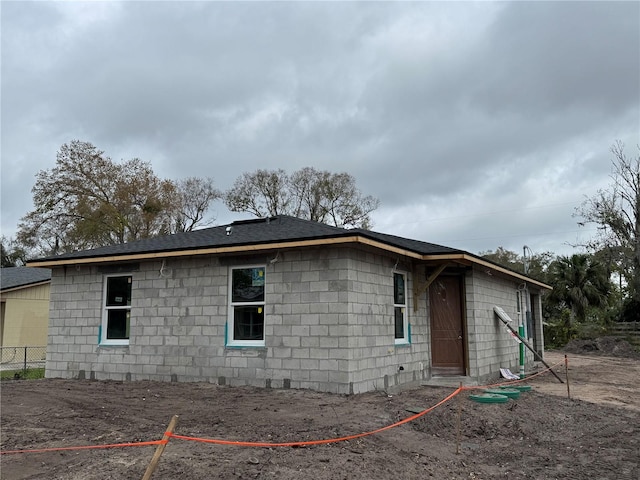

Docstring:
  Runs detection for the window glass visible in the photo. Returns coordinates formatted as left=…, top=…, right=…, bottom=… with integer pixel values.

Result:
left=106, top=310, right=130, bottom=339
left=394, top=307, right=404, bottom=339
left=106, top=276, right=132, bottom=306
left=232, top=267, right=265, bottom=303
left=229, top=266, right=266, bottom=345
left=102, top=274, right=132, bottom=345
left=394, top=273, right=405, bottom=304
left=233, top=306, right=264, bottom=340
left=394, top=272, right=408, bottom=344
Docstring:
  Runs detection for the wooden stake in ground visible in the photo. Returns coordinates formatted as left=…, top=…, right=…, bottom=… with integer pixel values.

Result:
left=565, top=355, right=571, bottom=400
left=142, top=415, right=179, bottom=480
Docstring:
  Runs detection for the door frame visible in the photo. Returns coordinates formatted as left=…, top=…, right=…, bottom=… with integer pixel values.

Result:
left=428, top=272, right=468, bottom=376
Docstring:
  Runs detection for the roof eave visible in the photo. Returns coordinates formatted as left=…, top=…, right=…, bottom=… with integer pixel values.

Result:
left=0, top=279, right=51, bottom=294
left=27, top=236, right=551, bottom=290
left=26, top=236, right=370, bottom=267
left=420, top=253, right=552, bottom=290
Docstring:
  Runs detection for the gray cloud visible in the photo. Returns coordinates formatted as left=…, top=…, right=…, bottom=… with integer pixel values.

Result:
left=1, top=1, right=638, bottom=258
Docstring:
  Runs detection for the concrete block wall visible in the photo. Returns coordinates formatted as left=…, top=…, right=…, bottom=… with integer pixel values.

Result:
left=531, top=293, right=545, bottom=357
left=46, top=267, right=102, bottom=376
left=45, top=246, right=433, bottom=393
left=45, top=248, right=532, bottom=392
left=46, top=258, right=230, bottom=382
left=264, top=247, right=353, bottom=393
left=345, top=249, right=429, bottom=394
left=465, top=267, right=535, bottom=382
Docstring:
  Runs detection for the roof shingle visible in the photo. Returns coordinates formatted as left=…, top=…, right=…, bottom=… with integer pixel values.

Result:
left=1, top=267, right=51, bottom=291
left=30, top=215, right=462, bottom=263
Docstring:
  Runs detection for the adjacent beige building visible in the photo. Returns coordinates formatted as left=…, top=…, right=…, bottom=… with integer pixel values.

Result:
left=0, top=267, right=51, bottom=352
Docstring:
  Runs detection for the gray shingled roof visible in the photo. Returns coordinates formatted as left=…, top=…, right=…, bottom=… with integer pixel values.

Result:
left=1, top=267, right=51, bottom=291
left=30, top=215, right=463, bottom=263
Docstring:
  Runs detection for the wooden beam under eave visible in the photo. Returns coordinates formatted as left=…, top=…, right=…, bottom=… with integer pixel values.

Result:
left=413, top=263, right=448, bottom=311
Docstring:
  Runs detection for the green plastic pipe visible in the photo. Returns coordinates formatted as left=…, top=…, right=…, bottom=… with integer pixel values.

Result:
left=518, top=324, right=525, bottom=379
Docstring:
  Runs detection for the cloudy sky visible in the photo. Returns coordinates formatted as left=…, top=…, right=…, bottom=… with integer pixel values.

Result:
left=2, top=0, right=638, bottom=258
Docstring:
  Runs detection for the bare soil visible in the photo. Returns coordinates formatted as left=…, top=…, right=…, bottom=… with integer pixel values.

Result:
left=2, top=348, right=639, bottom=479
left=533, top=350, right=640, bottom=412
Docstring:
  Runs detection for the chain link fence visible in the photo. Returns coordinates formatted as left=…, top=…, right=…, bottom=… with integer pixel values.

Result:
left=0, top=346, right=47, bottom=374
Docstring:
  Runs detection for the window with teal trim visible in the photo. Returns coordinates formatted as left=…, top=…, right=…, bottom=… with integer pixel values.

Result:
left=228, top=266, right=266, bottom=346
left=394, top=272, right=409, bottom=344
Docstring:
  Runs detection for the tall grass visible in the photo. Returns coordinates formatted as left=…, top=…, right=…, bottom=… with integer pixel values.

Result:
left=0, top=368, right=45, bottom=380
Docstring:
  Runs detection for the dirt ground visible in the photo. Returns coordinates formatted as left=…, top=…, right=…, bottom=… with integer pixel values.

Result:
left=2, top=348, right=639, bottom=479
left=533, top=350, right=640, bottom=412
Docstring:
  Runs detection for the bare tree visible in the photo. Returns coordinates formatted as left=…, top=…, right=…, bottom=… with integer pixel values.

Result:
left=225, top=169, right=291, bottom=218
left=1, top=236, right=29, bottom=267
left=170, top=177, right=221, bottom=232
left=18, top=140, right=219, bottom=256
left=225, top=167, right=379, bottom=229
left=576, top=140, right=640, bottom=320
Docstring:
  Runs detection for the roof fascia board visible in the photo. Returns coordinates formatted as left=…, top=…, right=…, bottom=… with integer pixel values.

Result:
left=353, top=237, right=424, bottom=259
left=26, top=236, right=368, bottom=267
left=27, top=235, right=550, bottom=289
left=422, top=253, right=552, bottom=290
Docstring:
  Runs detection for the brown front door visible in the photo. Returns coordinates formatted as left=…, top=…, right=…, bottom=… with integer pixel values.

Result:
left=429, top=275, right=465, bottom=375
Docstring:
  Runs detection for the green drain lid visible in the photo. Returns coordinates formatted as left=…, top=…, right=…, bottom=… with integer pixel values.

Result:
left=469, top=393, right=510, bottom=403
left=484, top=388, right=520, bottom=399
left=500, top=385, right=532, bottom=392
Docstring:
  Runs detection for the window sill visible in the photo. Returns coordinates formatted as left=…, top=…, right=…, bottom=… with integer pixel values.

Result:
left=225, top=345, right=267, bottom=351
left=97, top=344, right=130, bottom=353
left=224, top=346, right=268, bottom=359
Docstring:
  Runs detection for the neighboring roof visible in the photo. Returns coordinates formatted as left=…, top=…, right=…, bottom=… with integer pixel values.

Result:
left=26, top=215, right=550, bottom=289
left=1, top=267, right=52, bottom=292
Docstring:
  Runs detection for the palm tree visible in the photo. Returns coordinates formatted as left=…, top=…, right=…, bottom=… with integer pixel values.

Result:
left=547, top=254, right=612, bottom=328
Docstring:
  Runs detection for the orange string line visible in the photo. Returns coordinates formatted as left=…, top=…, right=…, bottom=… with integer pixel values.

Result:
left=0, top=388, right=462, bottom=454
left=462, top=359, right=565, bottom=391
left=3, top=358, right=565, bottom=456
left=0, top=389, right=463, bottom=454
left=168, top=387, right=463, bottom=448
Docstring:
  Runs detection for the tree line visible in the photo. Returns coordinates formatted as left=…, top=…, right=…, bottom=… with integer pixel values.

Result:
left=2, top=139, right=639, bottom=329
left=482, top=140, right=640, bottom=334
left=2, top=140, right=378, bottom=260
left=481, top=247, right=621, bottom=346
